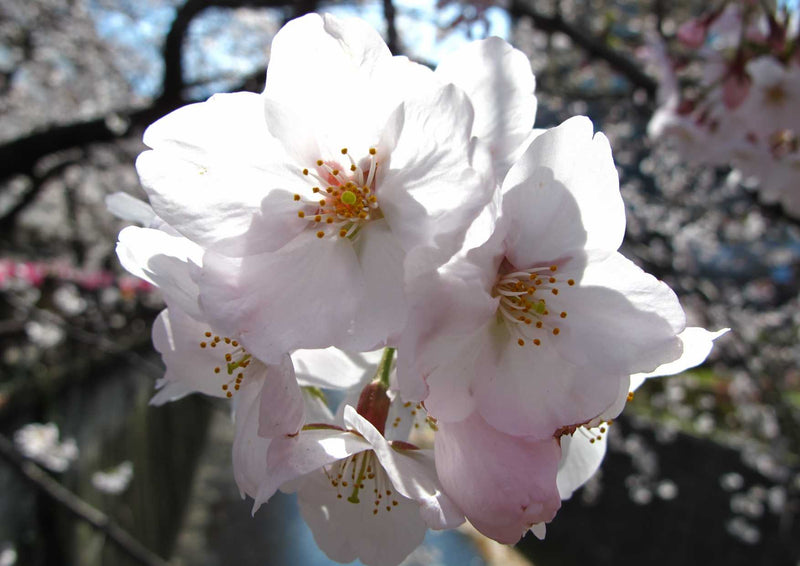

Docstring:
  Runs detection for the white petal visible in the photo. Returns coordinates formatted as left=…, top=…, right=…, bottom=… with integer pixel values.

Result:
left=556, top=432, right=607, bottom=500
left=475, top=336, right=625, bottom=439
left=502, top=116, right=624, bottom=266
left=344, top=406, right=464, bottom=530
left=257, top=354, right=304, bottom=438
left=116, top=226, right=203, bottom=318
left=346, top=219, right=407, bottom=351
left=558, top=252, right=685, bottom=374
left=292, top=347, right=380, bottom=390
left=436, top=37, right=537, bottom=179
left=630, top=327, right=729, bottom=391
left=232, top=376, right=271, bottom=498
left=296, top=466, right=426, bottom=566
left=105, top=192, right=158, bottom=226
left=255, top=429, right=370, bottom=510
left=198, top=233, right=363, bottom=363
left=379, top=84, right=493, bottom=256
left=139, top=92, right=302, bottom=255
left=150, top=308, right=269, bottom=401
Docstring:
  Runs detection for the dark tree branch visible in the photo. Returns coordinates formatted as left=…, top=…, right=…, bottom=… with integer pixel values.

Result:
left=382, top=0, right=401, bottom=55
left=509, top=0, right=657, bottom=97
left=0, top=433, right=170, bottom=566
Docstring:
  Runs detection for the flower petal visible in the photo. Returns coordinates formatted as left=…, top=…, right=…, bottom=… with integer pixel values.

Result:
left=296, top=465, right=426, bottom=566
left=344, top=406, right=464, bottom=530
left=255, top=429, right=370, bottom=511
left=502, top=116, right=624, bottom=266
left=556, top=252, right=685, bottom=375
left=435, top=413, right=561, bottom=544
left=257, top=354, right=304, bottom=438
left=475, top=336, right=625, bottom=438
left=150, top=307, right=269, bottom=402
left=378, top=83, right=493, bottom=256
left=630, top=327, right=729, bottom=391
left=556, top=432, right=607, bottom=500
left=292, top=347, right=382, bottom=390
left=198, top=233, right=363, bottom=363
left=116, top=226, right=203, bottom=318
left=346, top=219, right=407, bottom=351
left=435, top=37, right=537, bottom=180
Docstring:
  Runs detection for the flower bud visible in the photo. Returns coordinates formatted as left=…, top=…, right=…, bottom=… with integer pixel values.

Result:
left=355, top=380, right=391, bottom=435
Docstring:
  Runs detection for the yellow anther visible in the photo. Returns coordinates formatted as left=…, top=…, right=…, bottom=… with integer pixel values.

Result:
left=568, top=279, right=575, bottom=286
left=302, top=168, right=309, bottom=175
left=200, top=342, right=207, bottom=348
left=214, top=367, right=221, bottom=373
left=298, top=211, right=305, bottom=218
left=326, top=218, right=334, bottom=224
left=533, top=339, right=541, bottom=346
left=550, top=265, right=558, bottom=271
left=339, top=228, right=348, bottom=237
left=369, top=148, right=377, bottom=155
left=552, top=289, right=559, bottom=295
left=560, top=312, right=567, bottom=318
left=316, top=231, right=325, bottom=238
left=312, top=187, right=320, bottom=193
left=317, top=160, right=324, bottom=166
left=350, top=164, right=357, bottom=171
left=205, top=332, right=212, bottom=337
left=314, top=215, right=322, bottom=222
left=517, top=338, right=525, bottom=346
left=552, top=328, right=560, bottom=335
left=332, top=169, right=339, bottom=176
left=341, top=148, right=348, bottom=154
left=319, top=199, right=326, bottom=206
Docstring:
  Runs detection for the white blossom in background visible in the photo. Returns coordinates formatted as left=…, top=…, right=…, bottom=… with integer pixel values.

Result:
left=645, top=3, right=800, bottom=218
left=91, top=461, right=134, bottom=495
left=14, top=422, right=78, bottom=473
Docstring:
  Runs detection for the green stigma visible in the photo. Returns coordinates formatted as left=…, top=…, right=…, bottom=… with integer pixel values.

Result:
left=340, top=190, right=357, bottom=205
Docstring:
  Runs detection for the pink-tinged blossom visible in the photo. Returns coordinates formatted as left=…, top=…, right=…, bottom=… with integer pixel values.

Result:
left=399, top=117, right=690, bottom=441
left=434, top=412, right=561, bottom=544
left=135, top=13, right=495, bottom=362
left=252, top=405, right=463, bottom=566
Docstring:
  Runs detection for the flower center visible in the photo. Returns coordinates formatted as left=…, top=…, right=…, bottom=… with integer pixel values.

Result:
left=293, top=147, right=381, bottom=240
left=198, top=331, right=252, bottom=398
left=491, top=264, right=575, bottom=348
left=324, top=450, right=400, bottom=515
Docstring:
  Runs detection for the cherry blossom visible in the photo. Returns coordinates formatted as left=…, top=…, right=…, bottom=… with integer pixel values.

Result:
left=399, top=116, right=688, bottom=441
left=252, top=400, right=462, bottom=566
left=135, top=13, right=497, bottom=363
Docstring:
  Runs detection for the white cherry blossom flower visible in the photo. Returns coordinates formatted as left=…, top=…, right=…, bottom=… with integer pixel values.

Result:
left=398, top=116, right=690, bottom=441
left=135, top=13, right=495, bottom=362
left=252, top=404, right=463, bottom=566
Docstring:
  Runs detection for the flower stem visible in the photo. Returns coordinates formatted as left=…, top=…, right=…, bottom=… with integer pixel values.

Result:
left=376, top=347, right=395, bottom=388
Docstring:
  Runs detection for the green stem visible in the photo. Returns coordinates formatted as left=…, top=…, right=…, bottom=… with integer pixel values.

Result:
left=376, top=347, right=395, bottom=388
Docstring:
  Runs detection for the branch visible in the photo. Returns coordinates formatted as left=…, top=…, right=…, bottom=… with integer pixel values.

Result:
left=509, top=0, right=657, bottom=97
left=158, top=0, right=300, bottom=107
left=0, top=433, right=170, bottom=566
left=382, top=0, right=401, bottom=55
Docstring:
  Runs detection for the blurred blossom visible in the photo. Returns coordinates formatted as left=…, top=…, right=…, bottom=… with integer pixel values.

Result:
left=726, top=516, right=761, bottom=545
left=13, top=422, right=78, bottom=473
left=0, top=544, right=16, bottom=566
left=91, top=461, right=134, bottom=495
left=24, top=320, right=64, bottom=348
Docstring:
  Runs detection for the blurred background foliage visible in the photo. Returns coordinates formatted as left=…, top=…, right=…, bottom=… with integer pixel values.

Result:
left=0, top=0, right=798, bottom=565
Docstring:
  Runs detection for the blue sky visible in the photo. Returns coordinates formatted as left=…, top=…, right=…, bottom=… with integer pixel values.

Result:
left=90, top=0, right=510, bottom=99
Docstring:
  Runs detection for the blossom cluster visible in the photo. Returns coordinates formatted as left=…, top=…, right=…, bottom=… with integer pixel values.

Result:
left=645, top=2, right=800, bottom=217
left=113, top=13, right=725, bottom=565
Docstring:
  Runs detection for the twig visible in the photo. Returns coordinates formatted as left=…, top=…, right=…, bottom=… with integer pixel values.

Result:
left=382, top=0, right=401, bottom=54
left=510, top=0, right=657, bottom=97
left=0, top=433, right=170, bottom=566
